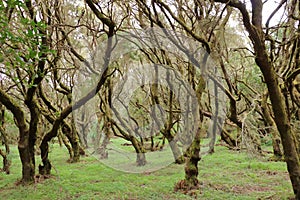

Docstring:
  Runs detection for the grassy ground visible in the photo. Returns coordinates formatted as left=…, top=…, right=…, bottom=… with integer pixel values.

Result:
left=0, top=142, right=294, bottom=200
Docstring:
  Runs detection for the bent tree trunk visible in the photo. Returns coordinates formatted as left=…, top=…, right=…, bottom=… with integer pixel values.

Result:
left=214, top=0, right=300, bottom=197
left=58, top=129, right=73, bottom=160
left=39, top=119, right=79, bottom=175
left=168, top=139, right=184, bottom=164
left=0, top=89, right=35, bottom=182
left=251, top=7, right=300, bottom=199
left=258, top=56, right=300, bottom=197
left=61, top=123, right=80, bottom=163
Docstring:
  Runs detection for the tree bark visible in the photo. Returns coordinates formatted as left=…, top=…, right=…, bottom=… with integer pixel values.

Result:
left=258, top=52, right=300, bottom=197
left=0, top=148, right=10, bottom=174
left=0, top=103, right=10, bottom=174
left=131, top=136, right=146, bottom=166
left=174, top=72, right=204, bottom=195
left=214, top=0, right=300, bottom=197
left=0, top=89, right=35, bottom=182
left=260, top=91, right=283, bottom=159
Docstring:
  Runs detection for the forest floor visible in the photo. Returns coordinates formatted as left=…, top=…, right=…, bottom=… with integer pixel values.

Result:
left=0, top=141, right=294, bottom=200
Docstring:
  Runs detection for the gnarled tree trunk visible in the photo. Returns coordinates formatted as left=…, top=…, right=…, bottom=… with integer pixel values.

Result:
left=0, top=89, right=35, bottom=182
left=214, top=0, right=300, bottom=197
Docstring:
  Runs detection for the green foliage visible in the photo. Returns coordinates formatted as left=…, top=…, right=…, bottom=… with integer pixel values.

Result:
left=0, top=1, right=55, bottom=88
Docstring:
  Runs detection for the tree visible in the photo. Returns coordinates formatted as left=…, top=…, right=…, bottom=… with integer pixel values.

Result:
left=214, top=0, right=300, bottom=198
left=0, top=0, right=51, bottom=183
left=0, top=0, right=298, bottom=198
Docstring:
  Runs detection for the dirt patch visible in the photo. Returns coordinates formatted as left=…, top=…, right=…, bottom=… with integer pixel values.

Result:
left=89, top=180, right=102, bottom=183
left=207, top=182, right=271, bottom=194
left=257, top=170, right=290, bottom=185
left=230, top=185, right=271, bottom=194
left=265, top=170, right=278, bottom=175
left=262, top=170, right=289, bottom=179
left=231, top=171, right=246, bottom=176
left=207, top=183, right=230, bottom=192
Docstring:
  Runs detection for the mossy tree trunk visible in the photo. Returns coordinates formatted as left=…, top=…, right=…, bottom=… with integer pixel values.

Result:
left=131, top=136, right=146, bottom=166
left=58, top=130, right=73, bottom=160
left=175, top=71, right=205, bottom=195
left=0, top=89, right=35, bottom=182
left=260, top=91, right=283, bottom=159
left=0, top=103, right=10, bottom=174
left=183, top=127, right=201, bottom=187
left=70, top=118, right=80, bottom=163
left=215, top=0, right=300, bottom=197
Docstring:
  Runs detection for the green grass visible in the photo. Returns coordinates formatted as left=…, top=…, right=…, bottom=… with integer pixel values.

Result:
left=0, top=142, right=294, bottom=200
